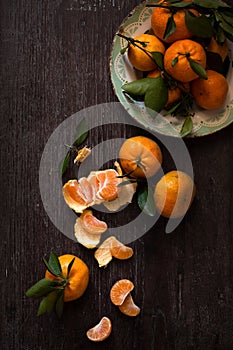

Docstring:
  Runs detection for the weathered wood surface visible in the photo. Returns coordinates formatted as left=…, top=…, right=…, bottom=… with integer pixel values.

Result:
left=1, top=1, right=233, bottom=349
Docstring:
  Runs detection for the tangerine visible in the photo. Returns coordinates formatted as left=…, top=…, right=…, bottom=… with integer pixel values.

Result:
left=151, top=1, right=199, bottom=44
left=154, top=170, right=196, bottom=218
left=128, top=33, right=165, bottom=71
left=207, top=37, right=229, bottom=62
left=191, top=69, right=228, bottom=110
left=119, top=136, right=162, bottom=178
left=45, top=254, right=89, bottom=302
left=164, top=39, right=206, bottom=82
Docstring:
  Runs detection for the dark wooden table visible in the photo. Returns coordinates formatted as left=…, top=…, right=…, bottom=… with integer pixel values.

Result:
left=1, top=1, right=233, bottom=349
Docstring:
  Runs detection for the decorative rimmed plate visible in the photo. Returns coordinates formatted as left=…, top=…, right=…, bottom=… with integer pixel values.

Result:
left=110, top=0, right=233, bottom=137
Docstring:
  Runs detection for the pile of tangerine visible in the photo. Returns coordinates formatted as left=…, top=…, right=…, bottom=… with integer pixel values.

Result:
left=124, top=2, right=229, bottom=111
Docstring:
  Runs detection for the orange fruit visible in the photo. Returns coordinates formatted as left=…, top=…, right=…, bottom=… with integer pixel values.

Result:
left=154, top=170, right=196, bottom=218
left=191, top=69, right=228, bottom=110
left=128, top=33, right=165, bottom=71
left=207, top=37, right=229, bottom=62
left=110, top=279, right=134, bottom=306
left=119, top=136, right=162, bottom=178
left=151, top=1, right=199, bottom=43
left=147, top=69, right=182, bottom=108
left=164, top=39, right=206, bottom=82
left=118, top=293, right=140, bottom=317
left=45, top=254, right=89, bottom=302
left=63, top=168, right=121, bottom=213
left=80, top=209, right=107, bottom=234
left=86, top=317, right=112, bottom=342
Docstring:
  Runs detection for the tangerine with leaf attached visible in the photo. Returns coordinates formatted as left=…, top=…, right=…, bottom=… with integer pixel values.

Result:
left=127, top=33, right=165, bottom=71
left=164, top=39, right=207, bottom=82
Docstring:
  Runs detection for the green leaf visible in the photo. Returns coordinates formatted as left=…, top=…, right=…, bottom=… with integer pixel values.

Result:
left=37, top=290, right=60, bottom=316
left=185, top=11, right=213, bottom=38
left=137, top=186, right=156, bottom=216
left=215, top=25, right=226, bottom=44
left=170, top=1, right=192, bottom=7
left=122, top=78, right=156, bottom=96
left=151, top=52, right=164, bottom=70
left=164, top=15, right=176, bottom=40
left=42, top=257, right=61, bottom=277
left=193, top=0, right=228, bottom=9
left=117, top=180, right=137, bottom=187
left=172, top=56, right=179, bottom=67
left=55, top=292, right=64, bottom=318
left=67, top=257, right=75, bottom=278
left=74, top=118, right=89, bottom=147
left=120, top=47, right=128, bottom=54
left=48, top=252, right=62, bottom=276
left=60, top=150, right=71, bottom=177
left=189, top=60, right=207, bottom=79
left=217, top=14, right=233, bottom=37
left=25, top=278, right=62, bottom=298
left=180, top=116, right=193, bottom=137
left=163, top=100, right=182, bottom=116
left=144, top=77, right=168, bottom=113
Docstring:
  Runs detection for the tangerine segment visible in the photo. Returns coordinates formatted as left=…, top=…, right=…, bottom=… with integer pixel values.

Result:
left=118, top=293, right=140, bottom=317
left=96, top=169, right=120, bottom=201
left=74, top=217, right=101, bottom=249
left=128, top=33, right=165, bottom=71
left=191, top=70, right=228, bottom=110
left=119, top=136, right=162, bottom=178
left=45, top=254, right=89, bottom=302
left=154, top=170, right=196, bottom=218
left=81, top=210, right=107, bottom=234
left=151, top=4, right=198, bottom=44
left=110, top=240, right=133, bottom=260
left=86, top=317, right=112, bottom=342
left=63, top=180, right=88, bottom=213
left=164, top=39, right=206, bottom=83
left=110, top=279, right=134, bottom=306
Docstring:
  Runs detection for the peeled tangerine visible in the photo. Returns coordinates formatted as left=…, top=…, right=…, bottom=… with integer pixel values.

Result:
left=63, top=163, right=137, bottom=213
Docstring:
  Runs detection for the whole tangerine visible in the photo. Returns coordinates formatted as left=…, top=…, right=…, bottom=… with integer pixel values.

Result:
left=151, top=2, right=199, bottom=44
left=154, top=170, right=196, bottom=218
left=128, top=33, right=165, bottom=71
left=191, top=70, right=228, bottom=110
left=119, top=136, right=162, bottom=178
left=164, top=39, right=206, bottom=82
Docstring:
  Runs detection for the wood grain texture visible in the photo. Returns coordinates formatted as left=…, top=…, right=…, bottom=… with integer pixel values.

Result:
left=1, top=1, right=233, bottom=349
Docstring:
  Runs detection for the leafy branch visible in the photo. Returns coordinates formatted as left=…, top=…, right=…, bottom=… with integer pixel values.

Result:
left=25, top=252, right=76, bottom=318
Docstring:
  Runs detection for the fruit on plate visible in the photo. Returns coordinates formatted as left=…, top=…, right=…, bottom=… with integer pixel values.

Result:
left=86, top=316, right=112, bottom=342
left=191, top=69, right=229, bottom=110
left=119, top=136, right=162, bottom=178
left=26, top=252, right=89, bottom=317
left=154, top=170, right=196, bottom=218
left=164, top=39, right=207, bottom=82
left=128, top=33, right=165, bottom=71
left=151, top=1, right=199, bottom=44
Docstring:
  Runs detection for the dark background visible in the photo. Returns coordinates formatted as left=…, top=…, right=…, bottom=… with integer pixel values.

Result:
left=1, top=1, right=233, bottom=349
